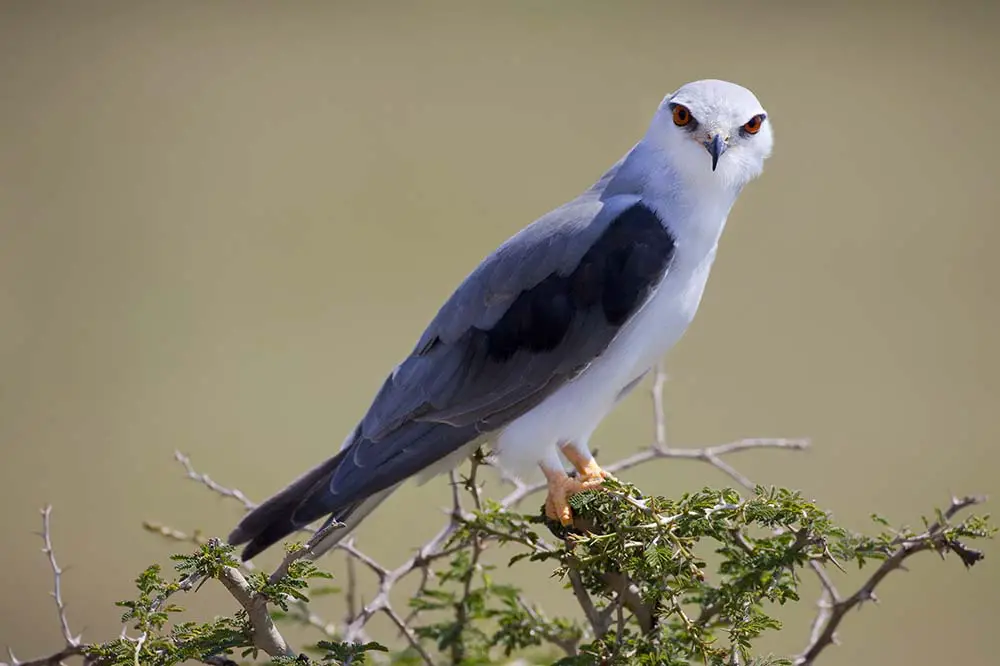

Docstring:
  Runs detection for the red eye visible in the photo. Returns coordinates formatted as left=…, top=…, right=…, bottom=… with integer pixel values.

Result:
left=672, top=105, right=692, bottom=127
left=743, top=114, right=765, bottom=135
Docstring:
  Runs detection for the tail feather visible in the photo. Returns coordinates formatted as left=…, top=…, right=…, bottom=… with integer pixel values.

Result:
left=228, top=451, right=346, bottom=561
left=229, top=421, right=481, bottom=561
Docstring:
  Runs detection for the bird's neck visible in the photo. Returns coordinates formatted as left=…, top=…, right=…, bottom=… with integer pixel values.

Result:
left=605, top=142, right=740, bottom=255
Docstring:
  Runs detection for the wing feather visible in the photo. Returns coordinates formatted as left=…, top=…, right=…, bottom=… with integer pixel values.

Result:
left=359, top=194, right=675, bottom=445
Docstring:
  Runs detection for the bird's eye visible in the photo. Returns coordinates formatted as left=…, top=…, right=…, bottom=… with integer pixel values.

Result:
left=742, top=113, right=766, bottom=135
left=672, top=104, right=692, bottom=127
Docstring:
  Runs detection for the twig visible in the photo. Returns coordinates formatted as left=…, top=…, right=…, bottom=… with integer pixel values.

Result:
left=1, top=645, right=89, bottom=666
left=383, top=605, right=436, bottom=665
left=269, top=520, right=341, bottom=586
left=568, top=514, right=657, bottom=636
left=1, top=508, right=94, bottom=666
left=39, top=507, right=80, bottom=648
left=452, top=460, right=485, bottom=664
left=132, top=566, right=202, bottom=666
left=342, top=521, right=456, bottom=665
left=287, top=600, right=339, bottom=638
left=343, top=537, right=360, bottom=627
left=516, top=595, right=580, bottom=656
left=495, top=368, right=806, bottom=508
left=499, top=437, right=808, bottom=510
left=175, top=451, right=255, bottom=510
left=651, top=360, right=669, bottom=450
left=795, top=495, right=987, bottom=665
left=142, top=521, right=207, bottom=545
left=174, top=450, right=452, bottom=664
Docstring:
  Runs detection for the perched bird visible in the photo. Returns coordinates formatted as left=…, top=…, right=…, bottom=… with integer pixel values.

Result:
left=229, top=79, right=773, bottom=561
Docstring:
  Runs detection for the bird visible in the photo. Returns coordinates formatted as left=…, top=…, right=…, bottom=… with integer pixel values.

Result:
left=229, top=79, right=774, bottom=561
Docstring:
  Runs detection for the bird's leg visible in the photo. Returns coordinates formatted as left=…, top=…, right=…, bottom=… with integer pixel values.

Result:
left=559, top=442, right=613, bottom=483
left=541, top=443, right=614, bottom=525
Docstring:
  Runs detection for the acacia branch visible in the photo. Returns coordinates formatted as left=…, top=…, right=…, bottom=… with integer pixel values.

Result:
left=215, top=565, right=294, bottom=658
left=39, top=506, right=80, bottom=648
left=567, top=568, right=607, bottom=637
left=1, top=508, right=94, bottom=666
left=451, top=459, right=485, bottom=664
left=795, top=495, right=987, bottom=665
left=497, top=436, right=807, bottom=510
left=171, top=365, right=810, bottom=657
left=175, top=452, right=255, bottom=510
left=2, top=645, right=89, bottom=666
left=9, top=364, right=987, bottom=665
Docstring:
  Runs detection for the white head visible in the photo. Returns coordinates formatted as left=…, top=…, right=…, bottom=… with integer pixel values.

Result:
left=645, top=79, right=773, bottom=192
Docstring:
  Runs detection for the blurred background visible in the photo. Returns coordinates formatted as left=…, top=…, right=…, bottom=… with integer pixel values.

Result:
left=2, top=1, right=998, bottom=663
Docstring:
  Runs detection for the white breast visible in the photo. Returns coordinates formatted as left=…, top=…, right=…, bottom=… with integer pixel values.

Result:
left=494, top=201, right=729, bottom=479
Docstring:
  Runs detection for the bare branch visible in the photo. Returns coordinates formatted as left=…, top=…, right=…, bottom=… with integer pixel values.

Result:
left=0, top=508, right=94, bottom=666
left=651, top=360, right=669, bottom=450
left=382, top=605, right=436, bottom=666
left=343, top=537, right=360, bottom=628
left=566, top=567, right=607, bottom=637
left=342, top=521, right=457, bottom=650
left=172, top=451, right=455, bottom=663
left=1, top=644, right=88, bottom=666
left=449, top=457, right=489, bottom=664
left=174, top=451, right=255, bottom=510
left=142, top=521, right=206, bottom=546
left=795, top=495, right=987, bottom=665
left=39, top=506, right=79, bottom=648
left=500, top=438, right=808, bottom=509
left=287, top=599, right=339, bottom=639
left=216, top=565, right=294, bottom=658
left=516, top=595, right=581, bottom=656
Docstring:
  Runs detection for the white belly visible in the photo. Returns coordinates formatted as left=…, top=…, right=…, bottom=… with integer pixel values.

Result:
left=494, top=240, right=719, bottom=479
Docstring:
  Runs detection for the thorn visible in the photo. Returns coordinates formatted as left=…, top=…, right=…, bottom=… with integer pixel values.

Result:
left=824, top=545, right=846, bottom=573
left=858, top=589, right=879, bottom=605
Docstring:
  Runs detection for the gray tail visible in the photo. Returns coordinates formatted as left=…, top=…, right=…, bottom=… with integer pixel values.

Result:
left=228, top=450, right=352, bottom=561
left=228, top=421, right=479, bottom=561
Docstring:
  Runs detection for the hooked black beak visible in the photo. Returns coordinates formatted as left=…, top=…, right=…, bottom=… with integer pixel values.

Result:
left=704, top=134, right=727, bottom=171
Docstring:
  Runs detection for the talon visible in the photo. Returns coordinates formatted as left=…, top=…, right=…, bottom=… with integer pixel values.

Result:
left=541, top=446, right=613, bottom=525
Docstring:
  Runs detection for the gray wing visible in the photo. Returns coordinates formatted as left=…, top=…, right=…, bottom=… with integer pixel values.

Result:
left=338, top=191, right=677, bottom=483
left=228, top=189, right=679, bottom=559
left=362, top=193, right=640, bottom=439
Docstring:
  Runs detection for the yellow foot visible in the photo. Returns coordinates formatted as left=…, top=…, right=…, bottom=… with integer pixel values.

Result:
left=561, top=442, right=614, bottom=481
left=541, top=445, right=615, bottom=525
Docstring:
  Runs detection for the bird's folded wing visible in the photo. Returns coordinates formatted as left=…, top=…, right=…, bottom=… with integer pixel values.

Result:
left=268, top=191, right=678, bottom=521
left=357, top=191, right=676, bottom=445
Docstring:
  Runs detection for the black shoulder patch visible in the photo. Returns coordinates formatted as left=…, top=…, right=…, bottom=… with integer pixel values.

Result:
left=483, top=203, right=675, bottom=361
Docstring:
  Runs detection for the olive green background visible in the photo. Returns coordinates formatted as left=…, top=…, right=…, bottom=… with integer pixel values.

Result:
left=1, top=2, right=998, bottom=663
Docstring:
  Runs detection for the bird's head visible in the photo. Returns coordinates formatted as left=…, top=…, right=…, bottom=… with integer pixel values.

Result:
left=647, top=79, right=773, bottom=190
